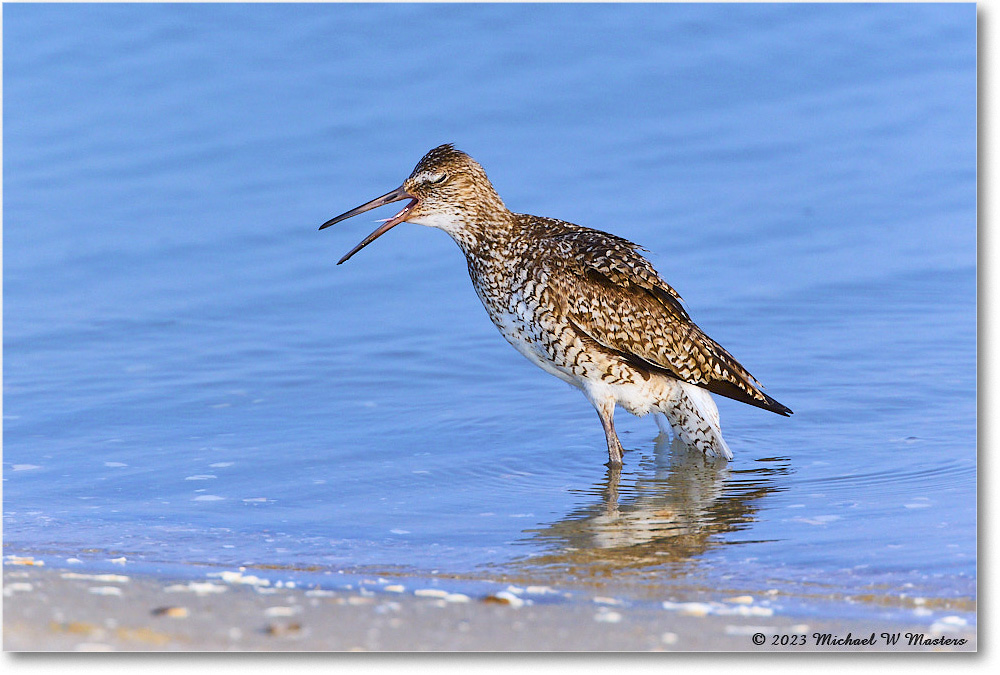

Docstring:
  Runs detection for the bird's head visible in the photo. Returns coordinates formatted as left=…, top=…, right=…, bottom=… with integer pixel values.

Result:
left=320, top=144, right=507, bottom=264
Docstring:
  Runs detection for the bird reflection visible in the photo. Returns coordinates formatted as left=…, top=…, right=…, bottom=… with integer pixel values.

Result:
left=519, top=436, right=791, bottom=577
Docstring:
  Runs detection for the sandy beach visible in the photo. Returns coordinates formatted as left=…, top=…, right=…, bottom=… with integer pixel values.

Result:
left=3, top=562, right=976, bottom=652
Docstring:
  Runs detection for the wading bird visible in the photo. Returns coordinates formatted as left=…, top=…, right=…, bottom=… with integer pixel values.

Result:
left=320, top=145, right=791, bottom=466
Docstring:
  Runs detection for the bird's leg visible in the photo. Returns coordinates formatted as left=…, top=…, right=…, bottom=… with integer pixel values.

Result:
left=593, top=398, right=625, bottom=467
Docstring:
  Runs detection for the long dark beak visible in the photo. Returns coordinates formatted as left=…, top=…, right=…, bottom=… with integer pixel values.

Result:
left=319, top=185, right=417, bottom=264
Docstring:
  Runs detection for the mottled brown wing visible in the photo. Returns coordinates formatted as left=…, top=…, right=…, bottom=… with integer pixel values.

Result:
left=541, top=229, right=792, bottom=415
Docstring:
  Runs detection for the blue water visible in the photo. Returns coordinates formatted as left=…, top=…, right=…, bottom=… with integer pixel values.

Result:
left=3, top=3, right=976, bottom=622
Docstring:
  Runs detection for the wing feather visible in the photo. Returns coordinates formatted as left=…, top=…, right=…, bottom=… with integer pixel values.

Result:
left=539, top=228, right=791, bottom=416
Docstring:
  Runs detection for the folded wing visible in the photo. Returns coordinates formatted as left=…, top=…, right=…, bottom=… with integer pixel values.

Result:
left=539, top=228, right=792, bottom=416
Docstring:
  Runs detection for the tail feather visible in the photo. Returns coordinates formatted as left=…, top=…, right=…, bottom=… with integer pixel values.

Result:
left=661, top=382, right=732, bottom=460
left=704, top=379, right=793, bottom=416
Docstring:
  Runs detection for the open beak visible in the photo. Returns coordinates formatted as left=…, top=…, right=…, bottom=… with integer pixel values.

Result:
left=319, top=185, right=418, bottom=264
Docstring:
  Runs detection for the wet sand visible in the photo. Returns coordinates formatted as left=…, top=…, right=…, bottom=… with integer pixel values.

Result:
left=3, top=564, right=976, bottom=652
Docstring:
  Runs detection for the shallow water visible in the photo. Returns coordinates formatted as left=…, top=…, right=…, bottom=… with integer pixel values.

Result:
left=3, top=3, right=976, bottom=623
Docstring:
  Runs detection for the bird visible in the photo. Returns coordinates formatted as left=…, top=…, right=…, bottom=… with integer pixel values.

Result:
left=319, top=144, right=791, bottom=466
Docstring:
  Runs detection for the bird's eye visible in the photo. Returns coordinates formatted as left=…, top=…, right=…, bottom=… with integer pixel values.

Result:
left=427, top=172, right=447, bottom=184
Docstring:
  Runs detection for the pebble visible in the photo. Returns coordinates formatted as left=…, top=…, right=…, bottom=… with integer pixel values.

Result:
left=265, top=622, right=302, bottom=637
left=487, top=591, right=525, bottom=608
left=594, top=609, right=623, bottom=623
left=661, top=600, right=773, bottom=618
left=62, top=573, right=129, bottom=583
left=164, top=581, right=228, bottom=596
left=662, top=601, right=712, bottom=617
left=414, top=588, right=450, bottom=598
left=5, top=556, right=43, bottom=566
left=217, top=571, right=270, bottom=586
left=593, top=596, right=623, bottom=605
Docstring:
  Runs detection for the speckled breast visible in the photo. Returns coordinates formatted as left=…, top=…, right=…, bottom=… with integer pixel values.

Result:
left=466, top=251, right=644, bottom=393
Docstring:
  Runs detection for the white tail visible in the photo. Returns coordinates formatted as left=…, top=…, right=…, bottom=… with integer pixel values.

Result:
left=659, top=382, right=733, bottom=460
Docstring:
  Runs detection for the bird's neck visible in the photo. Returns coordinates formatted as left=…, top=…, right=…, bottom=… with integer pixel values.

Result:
left=445, top=207, right=520, bottom=260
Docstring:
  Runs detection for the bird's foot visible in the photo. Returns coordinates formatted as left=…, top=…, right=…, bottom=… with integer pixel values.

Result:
left=605, top=442, right=624, bottom=467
